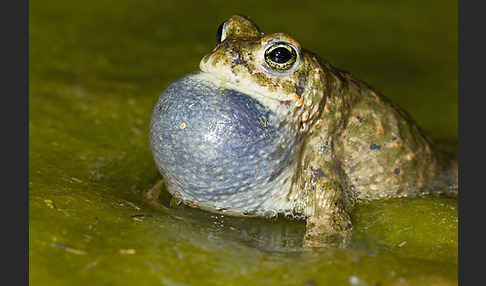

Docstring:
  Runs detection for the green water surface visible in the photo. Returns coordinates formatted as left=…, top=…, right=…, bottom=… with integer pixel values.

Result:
left=30, top=0, right=458, bottom=285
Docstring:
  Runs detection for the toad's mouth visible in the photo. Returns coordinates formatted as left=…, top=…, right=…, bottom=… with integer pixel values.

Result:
left=150, top=72, right=302, bottom=218
left=198, top=71, right=296, bottom=116
left=199, top=62, right=296, bottom=111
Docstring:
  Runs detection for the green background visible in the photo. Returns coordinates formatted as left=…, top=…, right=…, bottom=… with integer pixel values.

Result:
left=30, top=0, right=457, bottom=285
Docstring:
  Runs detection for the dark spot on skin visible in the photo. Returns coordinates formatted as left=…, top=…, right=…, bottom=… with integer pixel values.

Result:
left=299, top=121, right=304, bottom=130
left=295, top=85, right=305, bottom=96
left=370, top=144, right=382, bottom=150
left=297, top=70, right=308, bottom=88
left=394, top=168, right=400, bottom=175
left=231, top=49, right=253, bottom=74
left=232, top=53, right=245, bottom=66
left=392, top=136, right=397, bottom=141
left=356, top=116, right=364, bottom=123
left=349, top=163, right=359, bottom=174
left=310, top=166, right=327, bottom=178
left=317, top=169, right=327, bottom=178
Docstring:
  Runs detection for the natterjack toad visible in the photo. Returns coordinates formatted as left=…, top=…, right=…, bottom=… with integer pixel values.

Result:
left=148, top=15, right=458, bottom=247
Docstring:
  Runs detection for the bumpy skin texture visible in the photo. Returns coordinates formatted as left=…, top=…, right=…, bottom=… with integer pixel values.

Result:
left=149, top=15, right=458, bottom=247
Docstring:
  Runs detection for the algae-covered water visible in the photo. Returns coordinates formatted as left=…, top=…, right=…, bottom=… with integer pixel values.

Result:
left=29, top=0, right=458, bottom=285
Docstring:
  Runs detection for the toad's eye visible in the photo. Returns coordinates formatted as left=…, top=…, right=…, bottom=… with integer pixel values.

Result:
left=217, top=21, right=227, bottom=43
left=264, top=42, right=297, bottom=71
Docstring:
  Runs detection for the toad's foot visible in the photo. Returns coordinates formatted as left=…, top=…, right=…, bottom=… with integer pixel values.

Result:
left=304, top=214, right=352, bottom=248
left=303, top=180, right=353, bottom=248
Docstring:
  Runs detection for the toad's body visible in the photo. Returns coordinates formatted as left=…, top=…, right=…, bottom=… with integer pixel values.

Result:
left=149, top=15, right=457, bottom=247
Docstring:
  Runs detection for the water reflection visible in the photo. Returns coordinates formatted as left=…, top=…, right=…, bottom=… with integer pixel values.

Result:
left=146, top=182, right=391, bottom=254
left=168, top=204, right=307, bottom=253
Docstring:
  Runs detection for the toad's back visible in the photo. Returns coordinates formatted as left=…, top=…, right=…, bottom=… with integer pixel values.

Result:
left=305, top=68, right=458, bottom=201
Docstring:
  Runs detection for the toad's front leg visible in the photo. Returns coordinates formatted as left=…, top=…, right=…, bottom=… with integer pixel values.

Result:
left=304, top=179, right=353, bottom=248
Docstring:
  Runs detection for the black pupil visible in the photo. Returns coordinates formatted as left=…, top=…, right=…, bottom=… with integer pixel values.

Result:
left=269, top=47, right=292, bottom=63
left=216, top=21, right=226, bottom=42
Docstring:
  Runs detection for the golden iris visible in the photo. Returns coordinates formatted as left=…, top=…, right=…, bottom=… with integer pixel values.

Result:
left=264, top=42, right=297, bottom=71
